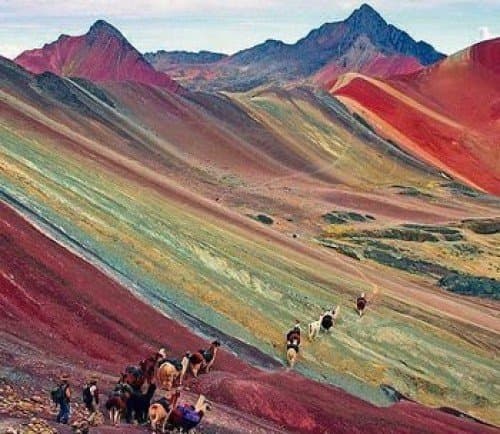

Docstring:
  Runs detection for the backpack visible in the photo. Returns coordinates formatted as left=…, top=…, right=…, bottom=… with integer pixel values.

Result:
left=166, top=358, right=183, bottom=371
left=177, top=405, right=201, bottom=429
left=321, top=314, right=334, bottom=330
left=50, top=385, right=65, bottom=404
left=199, top=350, right=213, bottom=364
left=82, top=385, right=93, bottom=405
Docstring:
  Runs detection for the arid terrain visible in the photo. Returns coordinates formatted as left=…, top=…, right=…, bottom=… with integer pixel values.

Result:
left=1, top=4, right=499, bottom=433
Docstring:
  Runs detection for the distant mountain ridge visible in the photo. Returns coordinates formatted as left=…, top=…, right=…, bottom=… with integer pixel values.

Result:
left=14, top=3, right=444, bottom=93
left=145, top=50, right=227, bottom=65
left=15, top=20, right=180, bottom=92
left=147, top=3, right=445, bottom=91
left=230, top=4, right=442, bottom=71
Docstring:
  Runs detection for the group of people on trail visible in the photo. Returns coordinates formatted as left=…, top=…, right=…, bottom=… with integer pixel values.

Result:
left=285, top=293, right=368, bottom=368
left=51, top=341, right=219, bottom=433
left=51, top=374, right=99, bottom=425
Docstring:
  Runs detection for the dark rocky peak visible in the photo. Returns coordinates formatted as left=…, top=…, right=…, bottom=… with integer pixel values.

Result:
left=346, top=3, right=386, bottom=26
left=87, top=20, right=126, bottom=43
left=345, top=4, right=387, bottom=32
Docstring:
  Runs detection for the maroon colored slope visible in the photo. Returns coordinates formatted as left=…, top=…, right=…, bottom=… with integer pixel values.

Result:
left=15, top=20, right=179, bottom=92
left=0, top=201, right=497, bottom=434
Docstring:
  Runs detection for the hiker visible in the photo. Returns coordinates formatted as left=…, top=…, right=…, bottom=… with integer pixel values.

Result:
left=83, top=376, right=99, bottom=425
left=356, top=292, right=368, bottom=317
left=52, top=374, right=71, bottom=424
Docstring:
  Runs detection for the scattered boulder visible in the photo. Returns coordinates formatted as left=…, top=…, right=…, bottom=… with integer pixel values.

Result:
left=247, top=213, right=274, bottom=225
left=255, top=214, right=274, bottom=225
left=1, top=418, right=58, bottom=434
left=323, top=211, right=374, bottom=225
left=450, top=243, right=482, bottom=256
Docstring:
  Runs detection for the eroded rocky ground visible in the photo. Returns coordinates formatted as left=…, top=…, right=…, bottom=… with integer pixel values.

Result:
left=318, top=215, right=500, bottom=299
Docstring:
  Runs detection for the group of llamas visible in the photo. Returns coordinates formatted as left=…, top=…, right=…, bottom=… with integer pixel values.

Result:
left=286, top=293, right=368, bottom=368
left=105, top=340, right=220, bottom=433
left=103, top=293, right=369, bottom=431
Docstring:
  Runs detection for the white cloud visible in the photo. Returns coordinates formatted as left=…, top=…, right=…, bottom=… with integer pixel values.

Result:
left=479, top=26, right=492, bottom=40
left=0, top=42, right=27, bottom=59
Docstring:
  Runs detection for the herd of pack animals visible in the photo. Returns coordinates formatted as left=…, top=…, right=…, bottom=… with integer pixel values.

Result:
left=102, top=294, right=368, bottom=432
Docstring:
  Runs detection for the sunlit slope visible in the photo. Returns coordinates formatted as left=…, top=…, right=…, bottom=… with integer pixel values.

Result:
left=1, top=61, right=499, bottom=423
left=231, top=87, right=439, bottom=189
left=331, top=39, right=500, bottom=195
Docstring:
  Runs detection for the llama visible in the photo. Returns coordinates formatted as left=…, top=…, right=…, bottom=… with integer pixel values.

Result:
left=189, top=341, right=221, bottom=377
left=157, top=352, right=190, bottom=390
left=105, top=382, right=132, bottom=426
left=149, top=389, right=180, bottom=433
left=357, top=293, right=367, bottom=317
left=286, top=331, right=300, bottom=369
left=127, top=382, right=157, bottom=424
left=123, top=365, right=145, bottom=390
left=139, top=351, right=163, bottom=385
left=308, top=306, right=341, bottom=341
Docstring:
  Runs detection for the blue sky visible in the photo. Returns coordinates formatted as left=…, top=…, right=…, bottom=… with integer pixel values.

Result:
left=0, top=1, right=498, bottom=58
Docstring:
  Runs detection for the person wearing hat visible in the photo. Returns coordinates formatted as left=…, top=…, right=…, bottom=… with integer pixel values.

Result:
left=83, top=375, right=99, bottom=425
left=56, top=374, right=71, bottom=424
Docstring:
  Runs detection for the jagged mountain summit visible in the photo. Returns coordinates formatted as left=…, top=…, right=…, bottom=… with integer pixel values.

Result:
left=147, top=3, right=445, bottom=91
left=15, top=20, right=180, bottom=91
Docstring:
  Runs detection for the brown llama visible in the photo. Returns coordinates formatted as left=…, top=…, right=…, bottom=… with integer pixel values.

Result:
left=286, top=331, right=300, bottom=369
left=157, top=352, right=191, bottom=390
left=105, top=381, right=132, bottom=426
left=357, top=293, right=367, bottom=317
left=148, top=389, right=180, bottom=433
left=189, top=340, right=221, bottom=377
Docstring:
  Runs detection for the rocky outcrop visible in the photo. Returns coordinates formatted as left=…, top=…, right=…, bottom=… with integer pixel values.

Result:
left=462, top=218, right=500, bottom=235
left=439, top=274, right=500, bottom=299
